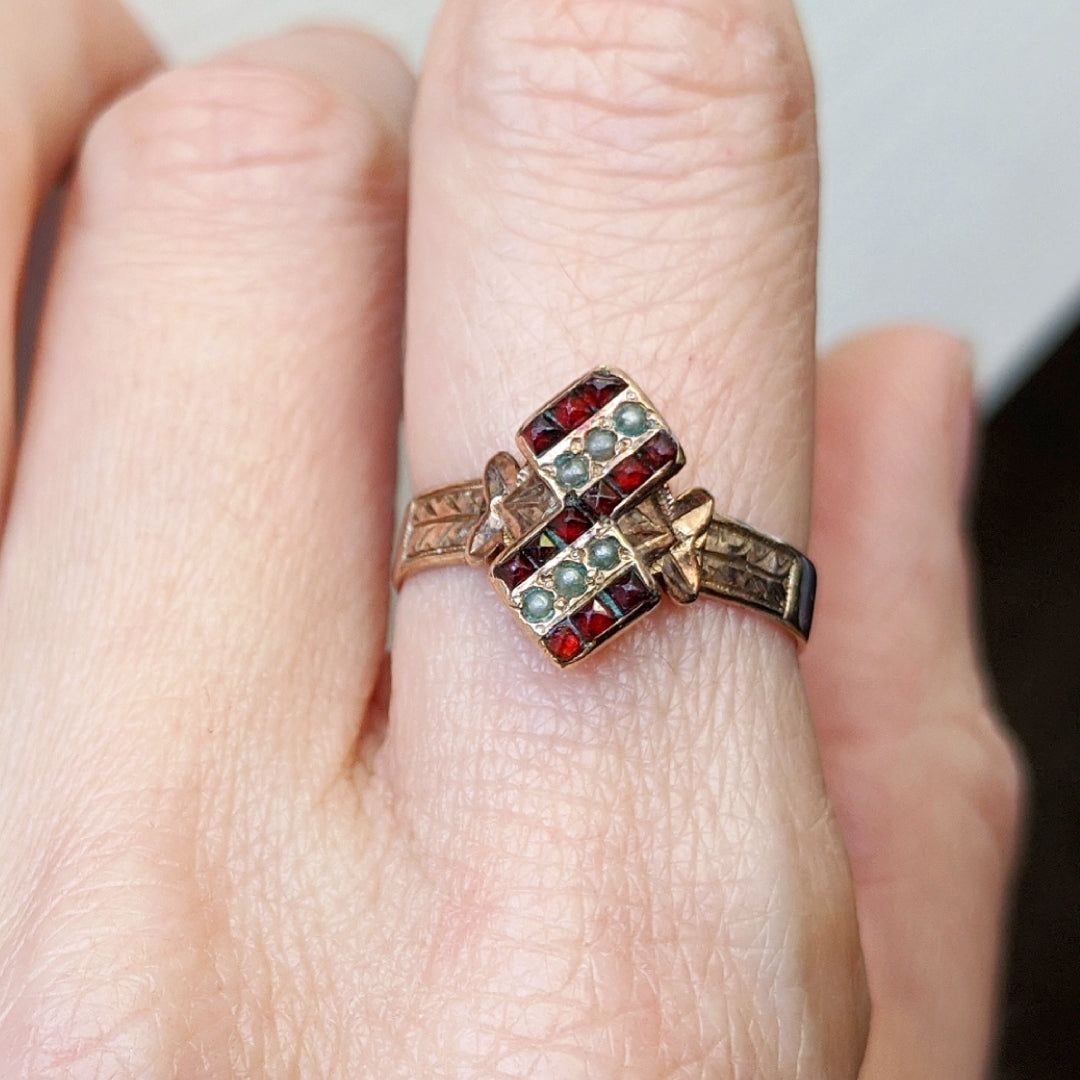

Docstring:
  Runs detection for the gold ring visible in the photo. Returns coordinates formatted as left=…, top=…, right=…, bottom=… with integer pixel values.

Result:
left=394, top=368, right=816, bottom=667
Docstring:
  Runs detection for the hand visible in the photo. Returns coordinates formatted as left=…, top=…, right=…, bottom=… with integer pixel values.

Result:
left=0, top=1, right=1023, bottom=1077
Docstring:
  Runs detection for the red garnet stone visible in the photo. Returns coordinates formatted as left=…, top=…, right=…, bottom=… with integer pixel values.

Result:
left=519, top=531, right=560, bottom=569
left=523, top=412, right=565, bottom=456
left=578, top=371, right=626, bottom=410
left=582, top=480, right=622, bottom=516
left=606, top=570, right=653, bottom=616
left=545, top=622, right=585, bottom=663
left=571, top=601, right=616, bottom=641
left=548, top=504, right=594, bottom=545
left=609, top=453, right=651, bottom=495
left=638, top=431, right=678, bottom=471
left=548, top=371, right=628, bottom=432
left=550, top=391, right=594, bottom=431
left=493, top=551, right=537, bottom=591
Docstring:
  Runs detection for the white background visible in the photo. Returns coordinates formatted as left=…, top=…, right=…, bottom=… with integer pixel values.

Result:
left=126, top=0, right=1080, bottom=406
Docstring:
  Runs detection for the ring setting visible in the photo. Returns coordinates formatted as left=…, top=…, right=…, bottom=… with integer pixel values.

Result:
left=394, top=368, right=816, bottom=667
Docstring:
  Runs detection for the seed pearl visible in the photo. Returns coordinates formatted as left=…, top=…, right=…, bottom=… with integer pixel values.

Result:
left=553, top=561, right=589, bottom=599
left=614, top=402, right=649, bottom=437
left=555, top=452, right=590, bottom=489
left=521, top=587, right=555, bottom=623
left=584, top=427, right=617, bottom=461
left=587, top=537, right=621, bottom=571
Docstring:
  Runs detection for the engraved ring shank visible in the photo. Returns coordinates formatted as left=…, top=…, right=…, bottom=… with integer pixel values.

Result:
left=394, top=480, right=815, bottom=645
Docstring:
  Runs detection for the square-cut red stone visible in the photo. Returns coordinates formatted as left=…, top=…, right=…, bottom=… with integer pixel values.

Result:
left=637, top=431, right=678, bottom=471
left=570, top=600, right=617, bottom=641
left=609, top=453, right=651, bottom=495
left=582, top=480, right=622, bottom=516
left=544, top=621, right=585, bottom=663
left=550, top=391, right=595, bottom=431
left=578, top=371, right=626, bottom=410
left=493, top=551, right=537, bottom=591
left=523, top=412, right=565, bottom=456
left=605, top=569, right=653, bottom=617
left=548, top=504, right=594, bottom=545
left=519, top=531, right=560, bottom=569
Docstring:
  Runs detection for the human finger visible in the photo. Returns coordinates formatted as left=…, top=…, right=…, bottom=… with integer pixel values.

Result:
left=0, top=0, right=156, bottom=508
left=385, top=0, right=866, bottom=1073
left=0, top=27, right=413, bottom=806
left=804, top=327, right=1026, bottom=1079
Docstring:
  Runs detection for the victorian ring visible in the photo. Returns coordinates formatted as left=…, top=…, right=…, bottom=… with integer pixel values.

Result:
left=394, top=368, right=816, bottom=668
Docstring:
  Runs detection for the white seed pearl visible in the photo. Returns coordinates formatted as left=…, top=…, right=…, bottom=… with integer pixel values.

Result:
left=522, top=587, right=555, bottom=623
left=614, top=402, right=648, bottom=437
left=587, top=537, right=621, bottom=570
left=584, top=427, right=617, bottom=461
left=553, top=562, right=588, bottom=598
left=555, top=452, right=590, bottom=489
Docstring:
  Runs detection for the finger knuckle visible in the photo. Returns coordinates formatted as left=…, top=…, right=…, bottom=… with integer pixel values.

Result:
left=456, top=0, right=814, bottom=175
left=79, top=62, right=404, bottom=221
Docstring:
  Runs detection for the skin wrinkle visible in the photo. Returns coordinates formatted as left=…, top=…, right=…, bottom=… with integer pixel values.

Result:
left=464, top=109, right=812, bottom=238
left=466, top=107, right=814, bottom=191
left=579, top=153, right=782, bottom=217
left=451, top=0, right=810, bottom=157
left=471, top=100, right=813, bottom=207
left=0, top=791, right=235, bottom=1079
left=78, top=64, right=406, bottom=220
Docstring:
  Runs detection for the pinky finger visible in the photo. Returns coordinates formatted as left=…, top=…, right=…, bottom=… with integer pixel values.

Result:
left=803, top=326, right=1027, bottom=1080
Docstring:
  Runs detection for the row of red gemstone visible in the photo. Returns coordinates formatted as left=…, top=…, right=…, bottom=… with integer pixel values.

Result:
left=521, top=371, right=627, bottom=457
left=542, top=568, right=656, bottom=663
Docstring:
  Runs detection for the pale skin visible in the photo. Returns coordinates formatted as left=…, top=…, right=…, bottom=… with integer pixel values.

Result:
left=0, top=0, right=1025, bottom=1076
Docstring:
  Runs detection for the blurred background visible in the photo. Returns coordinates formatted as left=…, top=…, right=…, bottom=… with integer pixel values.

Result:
left=124, top=1, right=1080, bottom=1075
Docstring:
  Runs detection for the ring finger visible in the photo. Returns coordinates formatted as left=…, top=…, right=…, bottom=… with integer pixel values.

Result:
left=385, top=0, right=864, bottom=1072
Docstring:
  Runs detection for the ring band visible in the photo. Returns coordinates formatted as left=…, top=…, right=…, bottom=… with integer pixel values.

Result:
left=394, top=368, right=816, bottom=667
